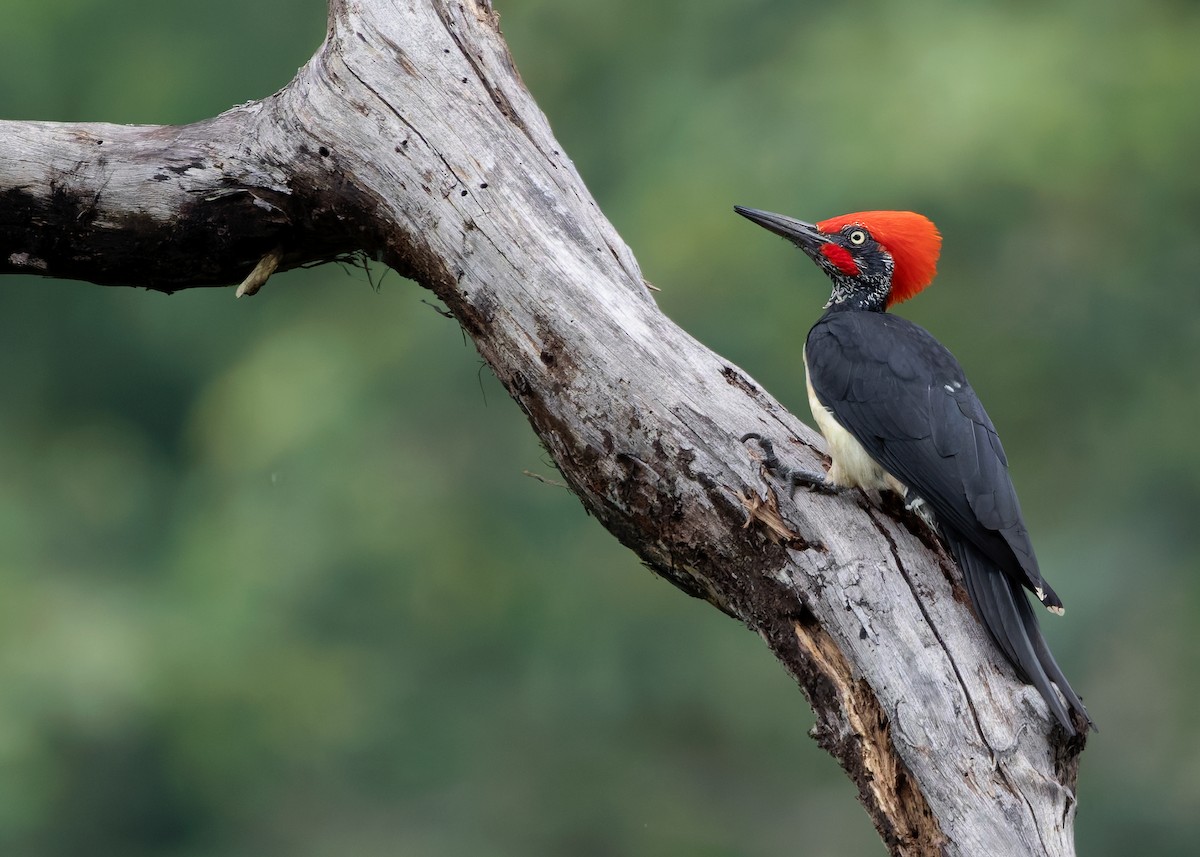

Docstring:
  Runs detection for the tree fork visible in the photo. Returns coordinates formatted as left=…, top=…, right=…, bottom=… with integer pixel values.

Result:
left=0, top=1, right=1084, bottom=854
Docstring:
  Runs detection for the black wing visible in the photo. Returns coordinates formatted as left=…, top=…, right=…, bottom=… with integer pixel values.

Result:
left=805, top=310, right=1054, bottom=605
left=806, top=310, right=1091, bottom=733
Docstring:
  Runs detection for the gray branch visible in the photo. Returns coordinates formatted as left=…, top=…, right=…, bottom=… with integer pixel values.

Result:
left=0, top=0, right=1084, bottom=853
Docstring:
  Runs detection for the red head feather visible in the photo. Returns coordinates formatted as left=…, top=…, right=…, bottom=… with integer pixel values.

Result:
left=816, top=211, right=942, bottom=306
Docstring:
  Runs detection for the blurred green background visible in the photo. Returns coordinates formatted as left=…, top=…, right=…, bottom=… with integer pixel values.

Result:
left=1, top=0, right=1197, bottom=854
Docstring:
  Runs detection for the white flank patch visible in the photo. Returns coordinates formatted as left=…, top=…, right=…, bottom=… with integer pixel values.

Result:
left=804, top=349, right=905, bottom=495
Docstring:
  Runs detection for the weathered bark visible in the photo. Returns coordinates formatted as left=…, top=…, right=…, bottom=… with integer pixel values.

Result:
left=0, top=1, right=1085, bottom=854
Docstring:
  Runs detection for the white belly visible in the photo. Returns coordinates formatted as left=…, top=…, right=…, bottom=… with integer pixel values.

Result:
left=804, top=348, right=906, bottom=496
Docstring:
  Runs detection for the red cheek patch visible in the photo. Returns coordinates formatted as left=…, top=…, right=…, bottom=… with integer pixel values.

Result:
left=820, top=243, right=859, bottom=276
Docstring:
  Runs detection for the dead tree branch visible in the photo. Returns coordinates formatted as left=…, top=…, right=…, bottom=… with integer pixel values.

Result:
left=0, top=1, right=1084, bottom=853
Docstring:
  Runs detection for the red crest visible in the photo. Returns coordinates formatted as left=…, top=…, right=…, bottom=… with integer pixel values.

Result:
left=817, top=211, right=942, bottom=306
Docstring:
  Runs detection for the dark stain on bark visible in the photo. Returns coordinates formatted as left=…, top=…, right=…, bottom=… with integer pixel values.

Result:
left=761, top=608, right=949, bottom=857
left=0, top=162, right=371, bottom=292
left=533, top=316, right=577, bottom=387
left=721, top=364, right=762, bottom=399
left=165, top=160, right=205, bottom=175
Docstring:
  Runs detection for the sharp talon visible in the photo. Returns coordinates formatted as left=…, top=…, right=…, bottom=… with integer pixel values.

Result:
left=788, top=469, right=843, bottom=496
left=903, top=491, right=938, bottom=527
left=743, top=434, right=844, bottom=497
left=741, top=433, right=782, bottom=471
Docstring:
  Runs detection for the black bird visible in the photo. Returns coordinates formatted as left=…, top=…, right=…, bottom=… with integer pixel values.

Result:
left=736, top=205, right=1092, bottom=735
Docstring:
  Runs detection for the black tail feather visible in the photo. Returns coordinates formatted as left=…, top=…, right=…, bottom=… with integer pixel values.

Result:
left=1021, top=598, right=1096, bottom=732
left=945, top=532, right=1091, bottom=735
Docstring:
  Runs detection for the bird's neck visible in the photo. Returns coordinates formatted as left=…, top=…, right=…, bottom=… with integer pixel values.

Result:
left=825, top=276, right=891, bottom=313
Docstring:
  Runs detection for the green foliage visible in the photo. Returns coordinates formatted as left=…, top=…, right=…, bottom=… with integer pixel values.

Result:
left=2, top=0, right=1198, bottom=853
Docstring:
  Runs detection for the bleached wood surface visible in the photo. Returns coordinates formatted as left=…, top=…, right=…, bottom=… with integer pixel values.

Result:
left=0, top=1, right=1085, bottom=853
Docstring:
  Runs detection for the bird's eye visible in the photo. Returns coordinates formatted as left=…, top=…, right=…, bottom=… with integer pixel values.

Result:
left=848, top=230, right=867, bottom=246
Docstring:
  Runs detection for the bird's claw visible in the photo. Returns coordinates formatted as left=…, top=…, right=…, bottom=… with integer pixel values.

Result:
left=789, top=470, right=842, bottom=496
left=741, top=433, right=843, bottom=496
left=740, top=432, right=783, bottom=471
left=903, top=491, right=938, bottom=528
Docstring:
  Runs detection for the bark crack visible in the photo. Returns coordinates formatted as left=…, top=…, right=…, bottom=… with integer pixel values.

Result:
left=342, top=59, right=466, bottom=194
left=789, top=617, right=947, bottom=856
left=431, top=0, right=542, bottom=152
left=864, top=507, right=997, bottom=755
left=865, top=506, right=1055, bottom=854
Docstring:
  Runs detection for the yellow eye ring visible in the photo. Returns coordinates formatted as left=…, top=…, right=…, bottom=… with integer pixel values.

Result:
left=848, top=230, right=867, bottom=246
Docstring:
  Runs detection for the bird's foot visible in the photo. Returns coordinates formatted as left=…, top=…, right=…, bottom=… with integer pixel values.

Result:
left=741, top=433, right=844, bottom=497
left=903, top=491, right=938, bottom=528
left=786, top=468, right=844, bottom=496
left=740, top=432, right=784, bottom=470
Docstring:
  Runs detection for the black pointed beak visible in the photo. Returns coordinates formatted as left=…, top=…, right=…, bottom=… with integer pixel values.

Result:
left=734, top=206, right=826, bottom=256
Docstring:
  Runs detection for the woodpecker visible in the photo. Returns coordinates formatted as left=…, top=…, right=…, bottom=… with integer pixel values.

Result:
left=735, top=205, right=1092, bottom=735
